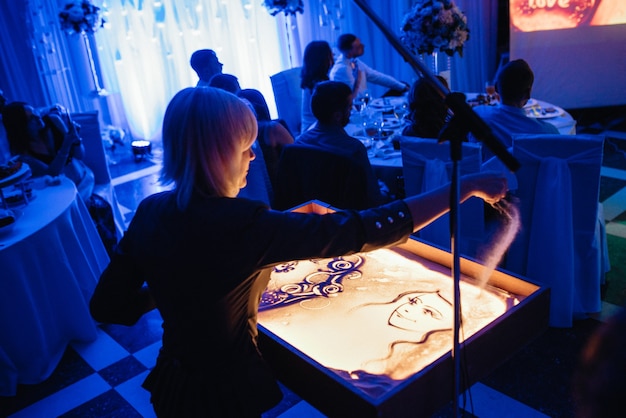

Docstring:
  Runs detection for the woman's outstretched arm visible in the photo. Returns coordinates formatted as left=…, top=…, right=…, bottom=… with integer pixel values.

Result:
left=404, top=171, right=507, bottom=232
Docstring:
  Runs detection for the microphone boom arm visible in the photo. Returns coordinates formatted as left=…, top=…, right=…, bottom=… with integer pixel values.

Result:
left=351, top=0, right=520, bottom=172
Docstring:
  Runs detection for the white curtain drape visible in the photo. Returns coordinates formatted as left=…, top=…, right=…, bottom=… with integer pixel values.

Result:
left=295, top=0, right=499, bottom=97
left=0, top=0, right=499, bottom=143
left=93, top=0, right=285, bottom=141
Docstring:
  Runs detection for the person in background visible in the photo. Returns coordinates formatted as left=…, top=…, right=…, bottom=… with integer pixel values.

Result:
left=2, top=101, right=94, bottom=200
left=237, top=88, right=294, bottom=199
left=470, top=59, right=559, bottom=161
left=330, top=33, right=409, bottom=97
left=208, top=73, right=241, bottom=94
left=2, top=101, right=117, bottom=253
left=572, top=307, right=626, bottom=417
left=190, top=49, right=223, bottom=87
left=89, top=86, right=507, bottom=417
left=402, top=75, right=452, bottom=140
left=300, top=40, right=362, bottom=134
left=296, top=81, right=392, bottom=208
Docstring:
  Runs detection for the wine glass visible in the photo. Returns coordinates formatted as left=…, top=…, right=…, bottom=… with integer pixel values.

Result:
left=353, top=90, right=371, bottom=114
left=357, top=90, right=371, bottom=107
left=360, top=90, right=371, bottom=106
left=485, top=81, right=497, bottom=103
left=353, top=96, right=366, bottom=113
left=363, top=109, right=383, bottom=140
left=394, top=103, right=409, bottom=121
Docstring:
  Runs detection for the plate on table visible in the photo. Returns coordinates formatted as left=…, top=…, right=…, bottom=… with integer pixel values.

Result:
left=355, top=136, right=373, bottom=149
left=0, top=209, right=21, bottom=237
left=0, top=161, right=31, bottom=189
left=377, top=129, right=395, bottom=139
left=369, top=99, right=399, bottom=112
left=1, top=185, right=34, bottom=207
left=524, top=103, right=565, bottom=119
left=368, top=98, right=386, bottom=108
left=374, top=148, right=402, bottom=159
left=525, top=98, right=538, bottom=107
left=382, top=118, right=404, bottom=129
left=378, top=96, right=408, bottom=108
left=466, top=94, right=497, bottom=107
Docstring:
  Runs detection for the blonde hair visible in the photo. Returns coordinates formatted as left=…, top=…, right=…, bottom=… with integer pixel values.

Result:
left=160, top=87, right=257, bottom=209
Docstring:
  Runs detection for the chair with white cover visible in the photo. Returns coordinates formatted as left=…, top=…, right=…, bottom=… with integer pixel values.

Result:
left=71, top=111, right=126, bottom=239
left=273, top=143, right=369, bottom=211
left=505, top=133, right=607, bottom=328
left=400, top=136, right=484, bottom=256
left=482, top=153, right=518, bottom=192
left=270, top=67, right=302, bottom=137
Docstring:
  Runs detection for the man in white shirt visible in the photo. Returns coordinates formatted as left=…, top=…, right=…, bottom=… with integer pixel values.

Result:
left=329, top=33, right=408, bottom=97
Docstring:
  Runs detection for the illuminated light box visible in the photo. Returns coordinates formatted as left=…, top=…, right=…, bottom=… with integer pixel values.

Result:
left=258, top=201, right=550, bottom=418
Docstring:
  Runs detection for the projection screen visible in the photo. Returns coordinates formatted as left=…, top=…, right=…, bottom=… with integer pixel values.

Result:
left=509, top=0, right=626, bottom=109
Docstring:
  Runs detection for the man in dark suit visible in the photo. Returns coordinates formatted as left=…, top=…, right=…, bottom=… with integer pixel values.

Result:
left=292, top=81, right=390, bottom=208
left=190, top=49, right=223, bottom=87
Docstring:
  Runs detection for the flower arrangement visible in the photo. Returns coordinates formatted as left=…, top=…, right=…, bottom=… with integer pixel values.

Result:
left=262, top=0, right=304, bottom=16
left=400, top=0, right=469, bottom=57
left=59, top=0, right=105, bottom=35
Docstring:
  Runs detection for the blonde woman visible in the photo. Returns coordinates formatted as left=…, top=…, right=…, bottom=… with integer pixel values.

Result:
left=89, top=86, right=506, bottom=417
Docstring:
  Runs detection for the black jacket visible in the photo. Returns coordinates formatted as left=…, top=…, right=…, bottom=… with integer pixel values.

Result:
left=90, top=191, right=412, bottom=416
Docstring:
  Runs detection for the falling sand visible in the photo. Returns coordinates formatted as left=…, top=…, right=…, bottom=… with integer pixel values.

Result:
left=475, top=198, right=522, bottom=289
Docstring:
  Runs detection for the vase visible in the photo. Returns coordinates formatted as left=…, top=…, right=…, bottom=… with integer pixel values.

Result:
left=283, top=12, right=302, bottom=68
left=81, top=31, right=107, bottom=96
left=429, top=51, right=452, bottom=90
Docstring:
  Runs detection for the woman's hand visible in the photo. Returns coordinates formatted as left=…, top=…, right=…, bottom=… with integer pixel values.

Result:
left=404, top=171, right=508, bottom=232
left=461, top=171, right=508, bottom=205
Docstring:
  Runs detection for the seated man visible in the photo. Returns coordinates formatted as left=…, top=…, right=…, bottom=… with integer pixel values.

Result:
left=330, top=33, right=408, bottom=97
left=294, top=81, right=389, bottom=208
left=208, top=73, right=241, bottom=94
left=190, top=49, right=223, bottom=87
left=470, top=59, right=559, bottom=161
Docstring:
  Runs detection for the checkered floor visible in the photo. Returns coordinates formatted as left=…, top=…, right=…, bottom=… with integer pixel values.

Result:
left=2, top=119, right=626, bottom=418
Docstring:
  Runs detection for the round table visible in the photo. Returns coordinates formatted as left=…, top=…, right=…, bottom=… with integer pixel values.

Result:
left=465, top=93, right=577, bottom=135
left=0, top=176, right=110, bottom=396
left=345, top=94, right=577, bottom=197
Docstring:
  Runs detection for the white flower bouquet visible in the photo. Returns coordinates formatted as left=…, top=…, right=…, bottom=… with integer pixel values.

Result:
left=400, top=0, right=469, bottom=57
left=59, top=0, right=105, bottom=35
left=262, top=0, right=304, bottom=16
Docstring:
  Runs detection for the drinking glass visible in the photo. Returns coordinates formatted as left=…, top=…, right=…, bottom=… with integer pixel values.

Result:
left=361, top=90, right=371, bottom=106
left=394, top=103, right=409, bottom=120
left=353, top=90, right=371, bottom=114
left=363, top=109, right=383, bottom=140
left=485, top=81, right=497, bottom=103
left=353, top=97, right=366, bottom=113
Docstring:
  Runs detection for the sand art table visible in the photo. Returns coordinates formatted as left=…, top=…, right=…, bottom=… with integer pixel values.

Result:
left=257, top=201, right=550, bottom=418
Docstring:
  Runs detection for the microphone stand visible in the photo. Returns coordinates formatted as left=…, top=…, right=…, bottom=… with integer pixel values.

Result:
left=350, top=1, right=520, bottom=416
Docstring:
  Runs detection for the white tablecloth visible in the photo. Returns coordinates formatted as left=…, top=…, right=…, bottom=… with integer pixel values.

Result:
left=465, top=93, right=577, bottom=136
left=345, top=94, right=577, bottom=197
left=0, top=177, right=110, bottom=396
